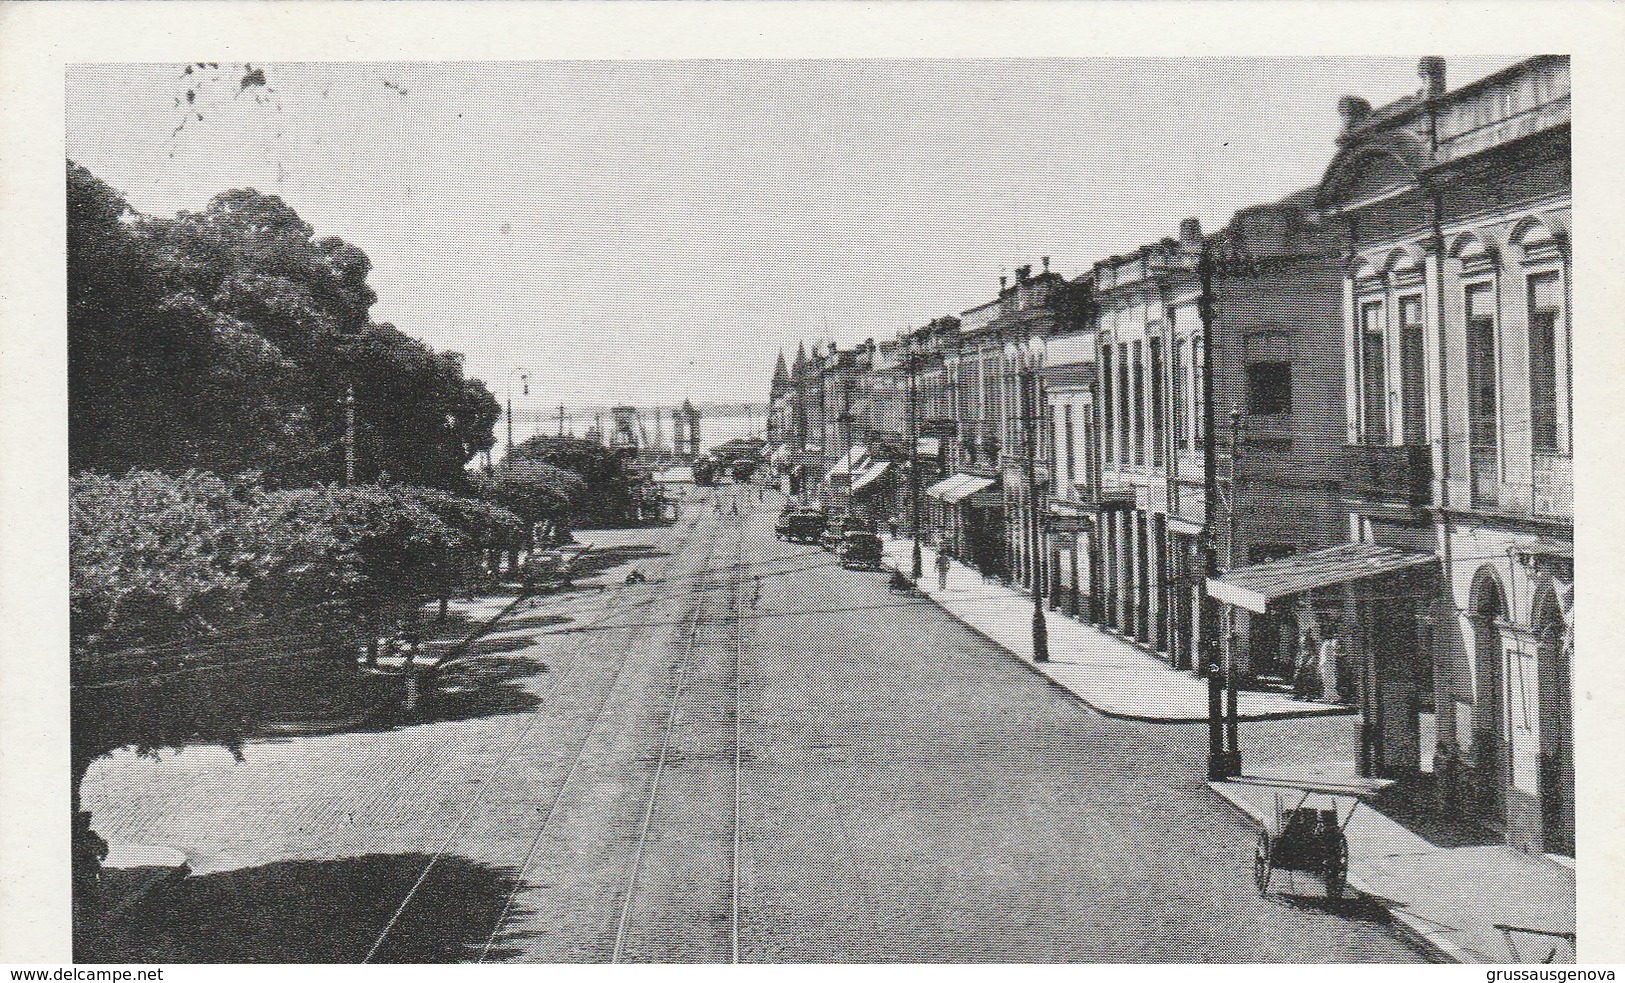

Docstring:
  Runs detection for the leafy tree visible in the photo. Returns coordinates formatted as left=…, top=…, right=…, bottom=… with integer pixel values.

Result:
left=507, top=436, right=643, bottom=527
left=67, top=162, right=499, bottom=487
left=341, top=324, right=500, bottom=489
left=475, top=460, right=587, bottom=571
left=69, top=470, right=257, bottom=652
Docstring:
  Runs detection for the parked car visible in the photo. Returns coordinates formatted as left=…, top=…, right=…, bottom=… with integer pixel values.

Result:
left=837, top=530, right=884, bottom=570
left=819, top=513, right=873, bottom=551
left=775, top=509, right=826, bottom=544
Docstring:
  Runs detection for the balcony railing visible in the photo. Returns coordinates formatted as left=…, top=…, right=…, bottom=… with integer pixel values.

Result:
left=1470, top=444, right=1499, bottom=508
left=1532, top=450, right=1573, bottom=520
left=1340, top=443, right=1433, bottom=505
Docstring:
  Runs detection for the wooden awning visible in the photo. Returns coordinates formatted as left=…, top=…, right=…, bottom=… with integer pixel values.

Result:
left=1207, top=544, right=1439, bottom=615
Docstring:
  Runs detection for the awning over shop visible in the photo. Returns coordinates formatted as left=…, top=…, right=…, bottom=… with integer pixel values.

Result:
left=850, top=460, right=891, bottom=494
left=1207, top=543, right=1439, bottom=615
left=827, top=446, right=869, bottom=481
left=927, top=473, right=998, bottom=504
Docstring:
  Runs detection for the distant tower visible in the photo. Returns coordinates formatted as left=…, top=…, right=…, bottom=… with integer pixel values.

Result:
left=671, top=407, right=688, bottom=460
left=611, top=406, right=640, bottom=451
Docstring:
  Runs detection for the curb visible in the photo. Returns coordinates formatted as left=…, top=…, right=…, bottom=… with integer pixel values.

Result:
left=432, top=545, right=595, bottom=670
left=1205, top=779, right=1471, bottom=964
left=886, top=554, right=1359, bottom=726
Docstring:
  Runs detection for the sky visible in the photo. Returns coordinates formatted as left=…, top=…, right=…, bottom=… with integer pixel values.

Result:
left=66, top=56, right=1526, bottom=419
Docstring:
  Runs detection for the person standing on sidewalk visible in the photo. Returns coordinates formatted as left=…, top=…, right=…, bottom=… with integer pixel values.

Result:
left=935, top=550, right=951, bottom=591
left=1318, top=632, right=1343, bottom=703
left=1294, top=626, right=1322, bottom=700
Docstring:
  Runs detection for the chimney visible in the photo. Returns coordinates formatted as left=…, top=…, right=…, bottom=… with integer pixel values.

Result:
left=1000, top=274, right=1008, bottom=291
left=1418, top=56, right=1447, bottom=98
left=1042, top=256, right=1051, bottom=273
left=1337, top=95, right=1373, bottom=132
left=1179, top=217, right=1203, bottom=249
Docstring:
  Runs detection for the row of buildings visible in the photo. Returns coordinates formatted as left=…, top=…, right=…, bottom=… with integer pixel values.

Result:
left=764, top=56, right=1572, bottom=858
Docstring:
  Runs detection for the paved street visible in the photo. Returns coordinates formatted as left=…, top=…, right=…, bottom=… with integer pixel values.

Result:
left=81, top=485, right=1421, bottom=963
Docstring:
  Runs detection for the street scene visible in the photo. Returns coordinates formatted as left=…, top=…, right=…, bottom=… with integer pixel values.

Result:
left=67, top=55, right=1573, bottom=964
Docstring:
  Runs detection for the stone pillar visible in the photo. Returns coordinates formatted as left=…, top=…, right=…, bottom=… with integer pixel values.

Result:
left=1113, top=511, right=1129, bottom=631
left=1149, top=514, right=1166, bottom=653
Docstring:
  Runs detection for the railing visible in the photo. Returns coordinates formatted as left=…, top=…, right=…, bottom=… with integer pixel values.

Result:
left=1339, top=443, right=1433, bottom=505
left=1470, top=444, right=1500, bottom=507
left=1532, top=451, right=1573, bottom=520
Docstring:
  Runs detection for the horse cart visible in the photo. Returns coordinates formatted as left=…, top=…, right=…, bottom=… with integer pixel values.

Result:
left=1253, top=791, right=1357, bottom=899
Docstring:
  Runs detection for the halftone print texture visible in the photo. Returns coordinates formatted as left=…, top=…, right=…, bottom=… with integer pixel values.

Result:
left=69, top=57, right=1572, bottom=964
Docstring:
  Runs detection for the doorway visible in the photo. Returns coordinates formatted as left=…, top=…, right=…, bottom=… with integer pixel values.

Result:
left=1470, top=568, right=1509, bottom=829
left=1535, top=585, right=1573, bottom=856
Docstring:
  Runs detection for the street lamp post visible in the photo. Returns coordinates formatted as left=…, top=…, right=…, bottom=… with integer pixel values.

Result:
left=1226, top=405, right=1244, bottom=773
left=1021, top=365, right=1051, bottom=663
left=1198, top=236, right=1240, bottom=779
left=908, top=335, right=924, bottom=581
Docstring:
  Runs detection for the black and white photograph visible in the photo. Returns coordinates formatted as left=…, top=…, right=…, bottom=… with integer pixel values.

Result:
left=2, top=1, right=1612, bottom=969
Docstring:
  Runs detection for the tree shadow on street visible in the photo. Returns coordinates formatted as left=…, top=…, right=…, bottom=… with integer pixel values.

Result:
left=395, top=654, right=549, bottom=727
left=569, top=543, right=668, bottom=579
left=78, top=852, right=530, bottom=963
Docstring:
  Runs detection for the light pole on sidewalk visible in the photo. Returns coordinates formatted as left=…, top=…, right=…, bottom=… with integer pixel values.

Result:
left=1197, top=232, right=1239, bottom=780
left=1225, top=405, right=1244, bottom=775
left=1021, top=365, right=1050, bottom=663
left=908, top=333, right=924, bottom=581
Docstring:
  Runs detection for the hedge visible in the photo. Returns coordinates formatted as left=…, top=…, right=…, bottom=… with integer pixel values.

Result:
left=70, top=471, right=522, bottom=660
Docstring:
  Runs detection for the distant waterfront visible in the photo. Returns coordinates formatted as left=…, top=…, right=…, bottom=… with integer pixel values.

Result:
left=501, top=403, right=767, bottom=455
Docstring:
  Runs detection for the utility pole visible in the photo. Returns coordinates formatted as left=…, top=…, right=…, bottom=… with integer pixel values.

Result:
left=1197, top=236, right=1238, bottom=779
left=1226, top=405, right=1244, bottom=773
left=1022, top=364, right=1051, bottom=663
left=343, top=385, right=356, bottom=486
left=506, top=368, right=530, bottom=464
left=909, top=335, right=924, bottom=581
left=558, top=404, right=565, bottom=437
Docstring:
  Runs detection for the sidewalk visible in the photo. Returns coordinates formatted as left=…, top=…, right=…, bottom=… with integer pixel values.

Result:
left=883, top=537, right=1350, bottom=723
left=881, top=538, right=1576, bottom=963
left=1208, top=779, right=1576, bottom=963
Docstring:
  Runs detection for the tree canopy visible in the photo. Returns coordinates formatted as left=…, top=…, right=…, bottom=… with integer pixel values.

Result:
left=506, top=436, right=645, bottom=526
left=68, top=161, right=498, bottom=487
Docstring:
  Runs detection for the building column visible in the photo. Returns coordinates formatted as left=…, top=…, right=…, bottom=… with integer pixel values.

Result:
left=1149, top=514, right=1166, bottom=654
left=1110, top=511, right=1126, bottom=630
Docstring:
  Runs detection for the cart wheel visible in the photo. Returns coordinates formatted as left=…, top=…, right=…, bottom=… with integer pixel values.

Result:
left=1253, top=831, right=1272, bottom=894
left=1324, top=832, right=1349, bottom=900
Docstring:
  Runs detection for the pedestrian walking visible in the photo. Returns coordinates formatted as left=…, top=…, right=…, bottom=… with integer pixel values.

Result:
left=935, top=550, right=951, bottom=591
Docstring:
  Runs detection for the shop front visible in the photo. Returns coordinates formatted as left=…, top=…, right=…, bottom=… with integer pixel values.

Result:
left=1209, top=543, right=1441, bottom=778
left=927, top=473, right=1005, bottom=577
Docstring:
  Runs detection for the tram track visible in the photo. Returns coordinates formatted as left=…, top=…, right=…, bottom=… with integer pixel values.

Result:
left=609, top=493, right=748, bottom=964
left=474, top=524, right=731, bottom=962
left=361, top=502, right=712, bottom=963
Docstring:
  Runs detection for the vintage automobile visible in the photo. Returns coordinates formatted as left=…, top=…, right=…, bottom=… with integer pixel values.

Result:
left=820, top=514, right=874, bottom=552
left=775, top=508, right=826, bottom=544
left=837, top=530, right=885, bottom=570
